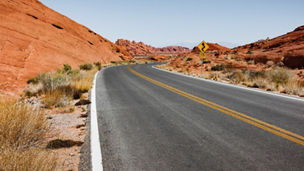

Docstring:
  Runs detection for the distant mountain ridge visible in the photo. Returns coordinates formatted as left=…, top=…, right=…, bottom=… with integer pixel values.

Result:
left=115, top=39, right=191, bottom=56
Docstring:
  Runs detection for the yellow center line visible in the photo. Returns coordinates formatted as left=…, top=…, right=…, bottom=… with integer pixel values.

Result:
left=127, top=66, right=304, bottom=146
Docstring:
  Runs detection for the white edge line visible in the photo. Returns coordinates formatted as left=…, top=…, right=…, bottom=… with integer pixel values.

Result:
left=91, top=71, right=103, bottom=171
left=152, top=65, right=304, bottom=102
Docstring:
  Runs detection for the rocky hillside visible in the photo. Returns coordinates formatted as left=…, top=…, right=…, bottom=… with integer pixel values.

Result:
left=165, top=26, right=304, bottom=81
left=0, top=0, right=131, bottom=96
left=233, top=25, right=304, bottom=69
left=192, top=42, right=230, bottom=53
left=115, top=39, right=191, bottom=56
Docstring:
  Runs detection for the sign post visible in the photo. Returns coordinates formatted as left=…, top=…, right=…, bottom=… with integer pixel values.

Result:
left=197, top=41, right=209, bottom=76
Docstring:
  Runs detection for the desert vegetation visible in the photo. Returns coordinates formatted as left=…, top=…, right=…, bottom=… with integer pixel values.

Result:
left=25, top=63, right=99, bottom=109
left=157, top=64, right=304, bottom=97
left=0, top=100, right=57, bottom=171
left=0, top=62, right=101, bottom=170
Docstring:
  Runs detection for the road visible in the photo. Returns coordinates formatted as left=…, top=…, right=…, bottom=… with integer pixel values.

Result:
left=93, top=64, right=304, bottom=171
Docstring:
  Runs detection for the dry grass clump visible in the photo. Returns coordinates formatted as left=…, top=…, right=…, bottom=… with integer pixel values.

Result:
left=71, top=68, right=98, bottom=93
left=0, top=148, right=57, bottom=171
left=79, top=63, right=93, bottom=71
left=26, top=64, right=99, bottom=108
left=0, top=100, right=57, bottom=171
left=267, top=67, right=294, bottom=86
left=0, top=101, right=48, bottom=149
left=228, top=70, right=245, bottom=84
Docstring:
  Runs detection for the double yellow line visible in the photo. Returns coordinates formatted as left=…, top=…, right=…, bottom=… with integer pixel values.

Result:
left=127, top=66, right=304, bottom=146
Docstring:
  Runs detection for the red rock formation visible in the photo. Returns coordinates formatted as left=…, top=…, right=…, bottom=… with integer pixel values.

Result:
left=115, top=39, right=191, bottom=56
left=192, top=43, right=230, bottom=53
left=166, top=26, right=304, bottom=77
left=233, top=25, right=304, bottom=68
left=0, top=0, right=132, bottom=96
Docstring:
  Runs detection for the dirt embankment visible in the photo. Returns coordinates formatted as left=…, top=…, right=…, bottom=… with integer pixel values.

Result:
left=115, top=39, right=191, bottom=56
left=0, top=0, right=132, bottom=96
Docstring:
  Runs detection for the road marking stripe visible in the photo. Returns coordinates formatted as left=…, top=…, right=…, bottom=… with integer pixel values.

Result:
left=127, top=66, right=304, bottom=146
left=91, top=71, right=103, bottom=171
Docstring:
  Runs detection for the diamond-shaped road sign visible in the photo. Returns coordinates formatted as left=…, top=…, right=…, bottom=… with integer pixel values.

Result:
left=198, top=41, right=209, bottom=52
left=198, top=41, right=209, bottom=59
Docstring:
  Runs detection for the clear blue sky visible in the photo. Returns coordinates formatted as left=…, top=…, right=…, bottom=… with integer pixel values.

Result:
left=40, top=0, right=304, bottom=48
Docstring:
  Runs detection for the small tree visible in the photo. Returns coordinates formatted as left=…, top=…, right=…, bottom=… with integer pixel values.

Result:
left=79, top=63, right=93, bottom=70
left=63, top=64, right=72, bottom=72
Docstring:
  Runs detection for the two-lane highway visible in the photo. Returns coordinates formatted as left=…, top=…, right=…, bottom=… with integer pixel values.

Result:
left=93, top=64, right=304, bottom=170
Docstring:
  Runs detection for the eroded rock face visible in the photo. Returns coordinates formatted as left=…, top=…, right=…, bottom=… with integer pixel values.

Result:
left=115, top=39, right=191, bottom=56
left=283, top=50, right=304, bottom=69
left=0, top=0, right=132, bottom=95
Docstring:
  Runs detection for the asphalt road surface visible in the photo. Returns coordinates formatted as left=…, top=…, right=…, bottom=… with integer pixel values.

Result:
left=94, top=64, right=304, bottom=171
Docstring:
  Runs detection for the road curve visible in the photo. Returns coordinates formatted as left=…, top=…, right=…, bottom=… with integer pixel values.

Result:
left=95, top=64, right=304, bottom=171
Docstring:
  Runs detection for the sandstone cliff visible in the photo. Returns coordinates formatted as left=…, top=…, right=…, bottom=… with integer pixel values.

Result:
left=0, top=0, right=131, bottom=95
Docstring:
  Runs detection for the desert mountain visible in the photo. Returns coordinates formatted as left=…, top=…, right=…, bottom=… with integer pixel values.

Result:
left=0, top=0, right=131, bottom=96
left=115, top=39, right=191, bottom=56
left=233, top=26, right=304, bottom=68
left=192, top=42, right=230, bottom=53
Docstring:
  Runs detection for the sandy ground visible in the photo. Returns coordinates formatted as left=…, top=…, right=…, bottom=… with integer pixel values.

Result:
left=44, top=98, right=89, bottom=171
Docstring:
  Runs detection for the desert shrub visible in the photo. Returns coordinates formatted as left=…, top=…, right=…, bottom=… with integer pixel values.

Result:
left=94, top=62, right=102, bottom=70
left=71, top=69, right=97, bottom=93
left=208, top=72, right=219, bottom=80
left=211, top=64, right=225, bottom=71
left=229, top=70, right=245, bottom=84
left=27, top=63, right=97, bottom=108
left=0, top=100, right=56, bottom=170
left=39, top=73, right=70, bottom=93
left=27, top=77, right=39, bottom=85
left=0, top=148, right=57, bottom=171
left=254, top=70, right=266, bottom=77
left=67, top=69, right=80, bottom=76
left=63, top=64, right=72, bottom=72
left=0, top=101, right=48, bottom=149
left=283, top=81, right=304, bottom=95
left=267, top=68, right=293, bottom=85
left=79, top=63, right=93, bottom=70
left=250, top=77, right=268, bottom=89
left=43, top=89, right=71, bottom=108
left=245, top=70, right=266, bottom=80
left=42, top=84, right=84, bottom=108
left=56, top=69, right=65, bottom=74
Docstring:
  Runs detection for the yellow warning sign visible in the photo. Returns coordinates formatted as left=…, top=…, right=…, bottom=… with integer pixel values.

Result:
left=200, top=51, right=206, bottom=59
left=197, top=41, right=209, bottom=52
